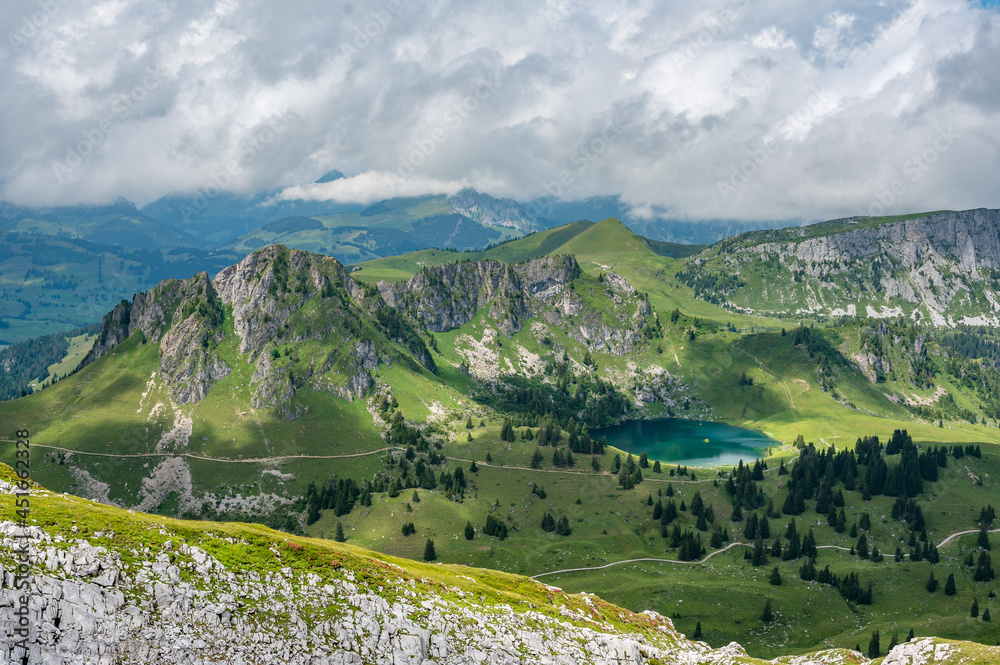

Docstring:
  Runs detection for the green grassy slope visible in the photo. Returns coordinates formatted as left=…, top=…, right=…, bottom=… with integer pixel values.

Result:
left=319, top=424, right=1000, bottom=658
left=5, top=461, right=1000, bottom=663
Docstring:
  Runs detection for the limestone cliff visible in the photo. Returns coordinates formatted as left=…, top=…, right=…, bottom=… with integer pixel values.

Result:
left=685, top=208, right=1000, bottom=326
left=379, top=256, right=651, bottom=355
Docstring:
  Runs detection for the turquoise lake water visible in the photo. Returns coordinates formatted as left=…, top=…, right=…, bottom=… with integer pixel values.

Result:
left=592, top=418, right=775, bottom=468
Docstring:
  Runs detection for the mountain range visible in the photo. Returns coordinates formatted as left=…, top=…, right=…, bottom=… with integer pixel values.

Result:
left=7, top=212, right=1000, bottom=655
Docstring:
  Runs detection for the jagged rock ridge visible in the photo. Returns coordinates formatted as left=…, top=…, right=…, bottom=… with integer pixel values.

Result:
left=80, top=246, right=652, bottom=413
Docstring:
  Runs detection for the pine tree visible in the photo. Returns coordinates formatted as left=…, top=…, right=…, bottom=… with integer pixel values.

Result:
left=945, top=573, right=957, bottom=596
left=887, top=633, right=899, bottom=652
left=469, top=460, right=478, bottom=473
left=653, top=460, right=662, bottom=473
left=751, top=537, right=767, bottom=567
left=972, top=597, right=980, bottom=618
left=769, top=566, right=782, bottom=586
left=979, top=524, right=992, bottom=551
left=867, top=630, right=880, bottom=658
left=907, top=629, right=915, bottom=642
left=692, top=621, right=703, bottom=640
left=926, top=571, right=938, bottom=592
left=639, top=452, right=649, bottom=468
left=334, top=521, right=346, bottom=543
left=464, top=521, right=475, bottom=540
left=761, top=598, right=774, bottom=623
left=984, top=609, right=992, bottom=622
left=423, top=539, right=437, bottom=561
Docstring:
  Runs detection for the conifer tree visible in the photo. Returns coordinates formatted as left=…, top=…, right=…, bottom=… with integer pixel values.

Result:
left=464, top=521, right=475, bottom=540
left=769, top=566, right=782, bottom=586
left=926, top=571, right=938, bottom=592
left=907, top=629, right=915, bottom=642
left=423, top=539, right=437, bottom=561
left=867, top=630, right=880, bottom=658
left=761, top=598, right=774, bottom=623
left=945, top=572, right=957, bottom=596
left=972, top=597, right=980, bottom=618
left=692, top=621, right=703, bottom=640
left=653, top=460, right=662, bottom=473
left=984, top=608, right=992, bottom=622
left=334, top=521, right=346, bottom=543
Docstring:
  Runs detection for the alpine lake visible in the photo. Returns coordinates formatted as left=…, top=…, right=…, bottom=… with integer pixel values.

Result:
left=592, top=418, right=776, bottom=468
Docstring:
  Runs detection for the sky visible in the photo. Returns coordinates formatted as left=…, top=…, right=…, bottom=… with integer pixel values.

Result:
left=1, top=0, right=998, bottom=222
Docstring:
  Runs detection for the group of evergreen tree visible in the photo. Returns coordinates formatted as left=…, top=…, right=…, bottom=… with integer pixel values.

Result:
left=541, top=512, right=572, bottom=535
left=483, top=514, right=509, bottom=540
left=613, top=453, right=644, bottom=489
left=774, top=432, right=944, bottom=522
left=305, top=478, right=366, bottom=525
left=476, top=373, right=628, bottom=429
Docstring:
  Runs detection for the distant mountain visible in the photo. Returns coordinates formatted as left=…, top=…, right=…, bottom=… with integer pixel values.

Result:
left=528, top=194, right=791, bottom=244
left=447, top=188, right=549, bottom=233
left=679, top=208, right=1000, bottom=326
left=220, top=194, right=530, bottom=264
left=142, top=183, right=551, bottom=248
left=139, top=190, right=363, bottom=245
left=0, top=197, right=202, bottom=250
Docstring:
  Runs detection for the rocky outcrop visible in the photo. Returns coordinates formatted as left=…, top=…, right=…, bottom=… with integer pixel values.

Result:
left=380, top=257, right=650, bottom=355
left=697, top=209, right=1000, bottom=325
left=378, top=256, right=580, bottom=336
left=81, top=272, right=231, bottom=404
left=0, top=515, right=695, bottom=665
left=853, top=351, right=890, bottom=384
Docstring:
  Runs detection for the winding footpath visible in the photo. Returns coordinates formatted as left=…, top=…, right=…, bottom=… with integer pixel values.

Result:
left=5, top=442, right=399, bottom=464
left=532, top=527, right=1000, bottom=579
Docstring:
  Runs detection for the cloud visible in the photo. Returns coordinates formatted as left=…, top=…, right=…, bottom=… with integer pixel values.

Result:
left=276, top=170, right=468, bottom=205
left=0, top=0, right=997, bottom=222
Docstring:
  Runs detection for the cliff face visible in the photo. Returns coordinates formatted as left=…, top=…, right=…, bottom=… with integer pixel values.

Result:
left=379, top=256, right=650, bottom=354
left=81, top=271, right=232, bottom=404
left=689, top=209, right=1000, bottom=326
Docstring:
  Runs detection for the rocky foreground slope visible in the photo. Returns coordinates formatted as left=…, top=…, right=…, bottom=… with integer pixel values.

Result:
left=1, top=466, right=998, bottom=665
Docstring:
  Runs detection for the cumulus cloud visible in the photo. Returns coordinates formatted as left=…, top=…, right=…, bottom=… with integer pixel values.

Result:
left=0, top=0, right=997, bottom=221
